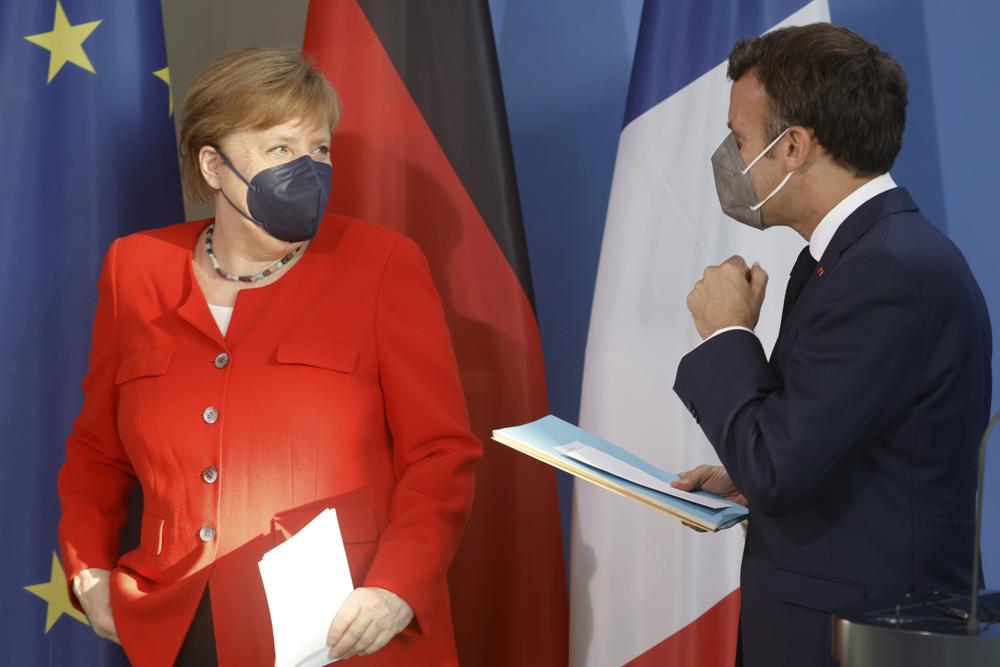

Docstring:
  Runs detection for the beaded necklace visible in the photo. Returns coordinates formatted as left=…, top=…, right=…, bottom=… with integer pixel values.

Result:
left=204, top=223, right=304, bottom=283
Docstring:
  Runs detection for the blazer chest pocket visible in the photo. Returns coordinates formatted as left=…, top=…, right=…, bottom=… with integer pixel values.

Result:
left=115, top=349, right=173, bottom=384
left=276, top=340, right=359, bottom=373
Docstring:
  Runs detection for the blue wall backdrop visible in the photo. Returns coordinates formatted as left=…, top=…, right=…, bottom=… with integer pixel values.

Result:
left=489, top=0, right=1000, bottom=585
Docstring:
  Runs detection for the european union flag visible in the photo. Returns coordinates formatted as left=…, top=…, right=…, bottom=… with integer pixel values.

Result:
left=0, top=1, right=183, bottom=663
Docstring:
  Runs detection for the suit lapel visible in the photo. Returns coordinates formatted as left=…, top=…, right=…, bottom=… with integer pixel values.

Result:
left=770, top=187, right=919, bottom=369
left=811, top=187, right=918, bottom=275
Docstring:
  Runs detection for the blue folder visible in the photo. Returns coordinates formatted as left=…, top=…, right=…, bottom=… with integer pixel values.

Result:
left=492, top=415, right=748, bottom=532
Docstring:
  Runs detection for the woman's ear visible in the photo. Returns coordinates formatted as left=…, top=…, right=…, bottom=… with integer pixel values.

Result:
left=198, top=146, right=224, bottom=191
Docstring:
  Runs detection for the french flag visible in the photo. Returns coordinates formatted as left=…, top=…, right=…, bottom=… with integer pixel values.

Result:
left=572, top=2, right=829, bottom=666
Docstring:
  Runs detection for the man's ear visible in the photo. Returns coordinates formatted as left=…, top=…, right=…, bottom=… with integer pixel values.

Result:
left=784, top=125, right=814, bottom=171
left=198, top=146, right=224, bottom=191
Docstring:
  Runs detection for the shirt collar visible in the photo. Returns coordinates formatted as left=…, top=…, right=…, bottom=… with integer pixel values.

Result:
left=808, top=173, right=897, bottom=261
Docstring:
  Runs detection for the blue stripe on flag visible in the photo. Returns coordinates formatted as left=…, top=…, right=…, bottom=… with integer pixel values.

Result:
left=624, top=0, right=812, bottom=127
left=0, top=0, right=182, bottom=663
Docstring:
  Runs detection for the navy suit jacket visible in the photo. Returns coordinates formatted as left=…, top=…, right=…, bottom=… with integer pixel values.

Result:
left=674, top=188, right=992, bottom=667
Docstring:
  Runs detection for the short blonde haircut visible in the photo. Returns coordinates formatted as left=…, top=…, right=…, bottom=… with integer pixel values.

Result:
left=178, top=47, right=342, bottom=203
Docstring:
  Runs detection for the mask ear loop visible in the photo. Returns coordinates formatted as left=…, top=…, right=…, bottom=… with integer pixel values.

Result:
left=750, top=171, right=794, bottom=211
left=212, top=147, right=265, bottom=226
left=741, top=126, right=794, bottom=212
left=214, top=147, right=259, bottom=191
left=742, top=126, right=792, bottom=174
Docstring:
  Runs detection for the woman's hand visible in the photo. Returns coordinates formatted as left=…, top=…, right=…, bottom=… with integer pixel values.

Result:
left=327, top=587, right=413, bottom=660
left=672, top=464, right=749, bottom=507
left=72, top=567, right=119, bottom=644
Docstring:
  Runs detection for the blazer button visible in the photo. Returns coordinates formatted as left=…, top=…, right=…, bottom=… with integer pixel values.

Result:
left=202, top=466, right=218, bottom=484
left=202, top=406, right=219, bottom=424
left=214, top=352, right=230, bottom=369
left=199, top=525, right=216, bottom=542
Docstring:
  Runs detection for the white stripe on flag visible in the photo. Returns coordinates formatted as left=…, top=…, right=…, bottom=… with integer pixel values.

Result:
left=571, top=3, right=831, bottom=666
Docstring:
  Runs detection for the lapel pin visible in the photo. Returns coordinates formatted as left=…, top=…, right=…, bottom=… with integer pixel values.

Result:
left=815, top=267, right=825, bottom=277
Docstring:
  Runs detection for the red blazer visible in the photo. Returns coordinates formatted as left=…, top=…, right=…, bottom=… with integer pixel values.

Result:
left=57, top=215, right=482, bottom=666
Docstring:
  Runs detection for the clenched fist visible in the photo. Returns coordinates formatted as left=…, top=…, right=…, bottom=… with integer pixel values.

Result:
left=686, top=256, right=768, bottom=339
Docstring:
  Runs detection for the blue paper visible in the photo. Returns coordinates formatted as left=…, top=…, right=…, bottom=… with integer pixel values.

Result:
left=493, top=415, right=748, bottom=531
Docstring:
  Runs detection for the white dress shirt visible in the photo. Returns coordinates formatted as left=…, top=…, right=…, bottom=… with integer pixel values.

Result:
left=700, top=172, right=897, bottom=344
left=807, top=172, right=896, bottom=261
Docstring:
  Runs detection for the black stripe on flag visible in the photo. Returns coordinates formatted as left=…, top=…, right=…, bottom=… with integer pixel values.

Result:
left=356, top=0, right=536, bottom=304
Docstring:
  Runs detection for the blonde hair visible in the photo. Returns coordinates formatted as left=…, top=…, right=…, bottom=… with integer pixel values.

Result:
left=178, top=47, right=342, bottom=203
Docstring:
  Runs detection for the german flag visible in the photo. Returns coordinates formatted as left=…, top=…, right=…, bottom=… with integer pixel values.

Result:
left=303, top=2, right=568, bottom=665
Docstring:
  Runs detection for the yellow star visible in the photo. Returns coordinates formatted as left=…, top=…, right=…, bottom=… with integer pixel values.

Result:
left=153, top=66, right=174, bottom=117
left=24, top=1, right=102, bottom=84
left=24, top=552, right=90, bottom=633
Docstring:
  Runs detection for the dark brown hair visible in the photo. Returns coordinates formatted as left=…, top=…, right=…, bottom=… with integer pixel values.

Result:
left=728, top=23, right=907, bottom=177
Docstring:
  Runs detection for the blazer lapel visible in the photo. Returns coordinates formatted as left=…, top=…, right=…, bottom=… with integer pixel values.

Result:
left=171, top=216, right=355, bottom=350
left=812, top=186, right=918, bottom=275
left=770, top=187, right=919, bottom=368
left=223, top=216, right=351, bottom=350
left=177, top=224, right=228, bottom=350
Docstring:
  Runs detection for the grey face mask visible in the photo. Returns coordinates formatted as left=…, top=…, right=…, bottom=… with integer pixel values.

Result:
left=711, top=127, right=792, bottom=229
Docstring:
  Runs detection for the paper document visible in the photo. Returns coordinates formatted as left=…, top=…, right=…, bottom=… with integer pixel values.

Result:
left=258, top=508, right=355, bottom=667
left=493, top=415, right=748, bottom=531
left=556, top=441, right=730, bottom=510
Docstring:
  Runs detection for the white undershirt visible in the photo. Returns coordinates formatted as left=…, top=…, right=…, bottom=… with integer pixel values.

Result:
left=208, top=304, right=234, bottom=336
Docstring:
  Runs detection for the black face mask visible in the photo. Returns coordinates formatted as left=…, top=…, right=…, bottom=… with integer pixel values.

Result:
left=215, top=149, right=332, bottom=243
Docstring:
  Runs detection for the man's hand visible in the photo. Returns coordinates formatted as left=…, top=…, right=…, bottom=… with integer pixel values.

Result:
left=73, top=567, right=119, bottom=644
left=672, top=464, right=748, bottom=507
left=686, top=256, right=768, bottom=339
left=327, top=587, right=414, bottom=660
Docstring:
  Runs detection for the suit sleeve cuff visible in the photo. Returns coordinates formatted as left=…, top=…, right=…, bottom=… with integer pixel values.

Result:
left=61, top=543, right=119, bottom=613
left=361, top=576, right=429, bottom=638
left=697, top=325, right=756, bottom=348
left=674, top=328, right=768, bottom=428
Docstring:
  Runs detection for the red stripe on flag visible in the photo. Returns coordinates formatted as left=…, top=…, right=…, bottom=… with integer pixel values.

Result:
left=625, top=589, right=740, bottom=667
left=303, top=2, right=568, bottom=665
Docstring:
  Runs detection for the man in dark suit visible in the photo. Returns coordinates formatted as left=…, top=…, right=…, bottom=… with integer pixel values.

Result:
left=671, top=23, right=992, bottom=667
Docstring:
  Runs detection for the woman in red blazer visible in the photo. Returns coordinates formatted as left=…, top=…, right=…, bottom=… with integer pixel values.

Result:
left=57, top=48, right=481, bottom=666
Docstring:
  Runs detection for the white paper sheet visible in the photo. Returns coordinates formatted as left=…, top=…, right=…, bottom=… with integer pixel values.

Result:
left=555, top=441, right=731, bottom=510
left=258, top=508, right=355, bottom=667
